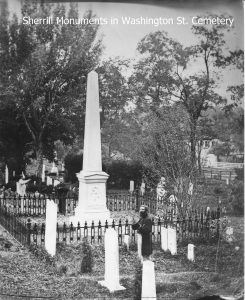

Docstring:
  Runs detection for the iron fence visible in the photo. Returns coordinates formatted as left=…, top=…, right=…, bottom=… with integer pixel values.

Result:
left=28, top=207, right=220, bottom=247
left=0, top=205, right=31, bottom=246
left=0, top=191, right=174, bottom=216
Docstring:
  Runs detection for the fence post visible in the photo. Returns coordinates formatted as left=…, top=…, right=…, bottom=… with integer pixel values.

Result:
left=27, top=218, right=31, bottom=246
left=135, top=189, right=139, bottom=212
left=217, top=207, right=220, bottom=237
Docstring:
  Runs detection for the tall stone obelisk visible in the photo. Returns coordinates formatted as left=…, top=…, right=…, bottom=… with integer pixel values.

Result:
left=71, top=71, right=111, bottom=224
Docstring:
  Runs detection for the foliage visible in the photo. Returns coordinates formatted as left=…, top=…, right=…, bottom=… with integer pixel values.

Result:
left=29, top=243, right=56, bottom=266
left=64, top=153, right=83, bottom=183
left=230, top=180, right=244, bottom=216
left=105, top=160, right=143, bottom=190
left=234, top=168, right=244, bottom=181
left=0, top=2, right=103, bottom=177
left=129, top=19, right=242, bottom=169
left=80, top=238, right=94, bottom=273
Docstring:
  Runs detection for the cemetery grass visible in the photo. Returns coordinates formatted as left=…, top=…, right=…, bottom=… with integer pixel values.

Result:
left=0, top=216, right=243, bottom=300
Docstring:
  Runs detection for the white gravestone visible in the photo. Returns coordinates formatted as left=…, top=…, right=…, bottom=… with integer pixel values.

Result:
left=45, top=199, right=57, bottom=256
left=16, top=182, right=20, bottom=195
left=46, top=176, right=53, bottom=186
left=98, top=228, right=125, bottom=292
left=5, top=165, right=9, bottom=185
left=130, top=180, right=134, bottom=192
left=141, top=260, right=157, bottom=300
left=187, top=244, right=195, bottom=261
left=41, top=164, right=45, bottom=183
left=140, top=182, right=146, bottom=196
left=160, top=226, right=168, bottom=252
left=137, top=233, right=143, bottom=260
left=71, top=71, right=111, bottom=224
left=167, top=226, right=177, bottom=255
left=124, top=234, right=130, bottom=251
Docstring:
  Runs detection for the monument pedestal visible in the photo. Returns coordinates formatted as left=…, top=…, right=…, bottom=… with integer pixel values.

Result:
left=70, top=170, right=111, bottom=225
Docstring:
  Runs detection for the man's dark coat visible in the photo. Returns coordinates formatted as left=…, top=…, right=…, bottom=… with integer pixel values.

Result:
left=132, top=216, right=152, bottom=256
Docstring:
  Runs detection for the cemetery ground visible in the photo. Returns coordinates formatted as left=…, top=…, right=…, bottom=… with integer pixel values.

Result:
left=0, top=214, right=243, bottom=300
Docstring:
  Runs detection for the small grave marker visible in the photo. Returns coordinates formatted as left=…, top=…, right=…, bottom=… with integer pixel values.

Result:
left=99, top=228, right=125, bottom=292
left=141, top=260, right=156, bottom=300
left=45, top=199, right=57, bottom=256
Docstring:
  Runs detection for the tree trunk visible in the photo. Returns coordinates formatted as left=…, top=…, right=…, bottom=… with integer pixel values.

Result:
left=190, top=118, right=197, bottom=171
left=36, top=146, right=44, bottom=179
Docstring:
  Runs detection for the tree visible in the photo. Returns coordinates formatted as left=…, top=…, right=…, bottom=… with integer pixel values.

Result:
left=0, top=2, right=103, bottom=177
left=129, top=18, right=241, bottom=170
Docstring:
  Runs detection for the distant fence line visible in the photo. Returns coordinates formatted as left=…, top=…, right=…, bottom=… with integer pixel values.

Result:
left=0, top=192, right=177, bottom=216
left=202, top=169, right=238, bottom=181
left=0, top=201, right=221, bottom=248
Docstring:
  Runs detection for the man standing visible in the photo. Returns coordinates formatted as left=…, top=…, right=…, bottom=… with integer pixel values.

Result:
left=132, top=205, right=152, bottom=260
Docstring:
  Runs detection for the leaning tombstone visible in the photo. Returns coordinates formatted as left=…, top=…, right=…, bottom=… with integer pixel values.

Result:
left=141, top=260, right=157, bottom=300
left=45, top=199, right=58, bottom=256
left=160, top=225, right=168, bottom=252
left=99, top=228, right=125, bottom=292
left=187, top=244, right=195, bottom=261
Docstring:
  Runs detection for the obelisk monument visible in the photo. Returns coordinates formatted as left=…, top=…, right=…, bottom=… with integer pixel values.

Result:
left=71, top=71, right=111, bottom=224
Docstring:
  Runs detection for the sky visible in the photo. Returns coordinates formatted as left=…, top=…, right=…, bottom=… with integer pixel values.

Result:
left=5, top=0, right=245, bottom=98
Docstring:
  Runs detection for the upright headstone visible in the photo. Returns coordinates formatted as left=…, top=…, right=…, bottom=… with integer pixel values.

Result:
left=45, top=199, right=57, bottom=256
left=130, top=180, right=134, bottom=192
left=5, top=165, right=9, bottom=185
left=42, top=164, right=46, bottom=183
left=167, top=226, right=177, bottom=255
left=226, top=178, right=229, bottom=185
left=13, top=170, right=15, bottom=177
left=140, top=182, right=146, bottom=196
left=16, top=182, right=20, bottom=195
left=71, top=71, right=111, bottom=224
left=161, top=226, right=168, bottom=251
left=187, top=244, right=195, bottom=261
left=137, top=233, right=143, bottom=260
left=141, top=261, right=156, bottom=300
left=98, top=228, right=125, bottom=292
left=46, top=176, right=52, bottom=186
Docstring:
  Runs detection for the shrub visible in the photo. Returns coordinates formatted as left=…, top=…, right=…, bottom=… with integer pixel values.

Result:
left=133, top=258, right=143, bottom=300
left=64, top=153, right=83, bottom=183
left=80, top=238, right=94, bottom=273
left=29, top=243, right=55, bottom=266
left=105, top=160, right=143, bottom=190
left=230, top=180, right=244, bottom=215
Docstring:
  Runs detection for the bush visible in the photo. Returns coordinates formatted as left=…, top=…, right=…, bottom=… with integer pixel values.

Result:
left=64, top=153, right=83, bottom=183
left=29, top=243, right=55, bottom=266
left=230, top=180, right=244, bottom=215
left=230, top=181, right=244, bottom=215
left=105, top=160, right=143, bottom=190
left=234, top=168, right=244, bottom=181
left=80, top=238, right=93, bottom=273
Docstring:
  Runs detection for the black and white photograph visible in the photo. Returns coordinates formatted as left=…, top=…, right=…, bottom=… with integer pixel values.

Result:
left=0, top=0, right=244, bottom=299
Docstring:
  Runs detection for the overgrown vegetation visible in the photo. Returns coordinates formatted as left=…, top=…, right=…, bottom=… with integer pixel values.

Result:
left=80, top=238, right=94, bottom=273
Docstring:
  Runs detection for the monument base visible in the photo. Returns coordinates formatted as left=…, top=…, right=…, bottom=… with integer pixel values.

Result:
left=69, top=170, right=112, bottom=225
left=98, top=280, right=125, bottom=293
